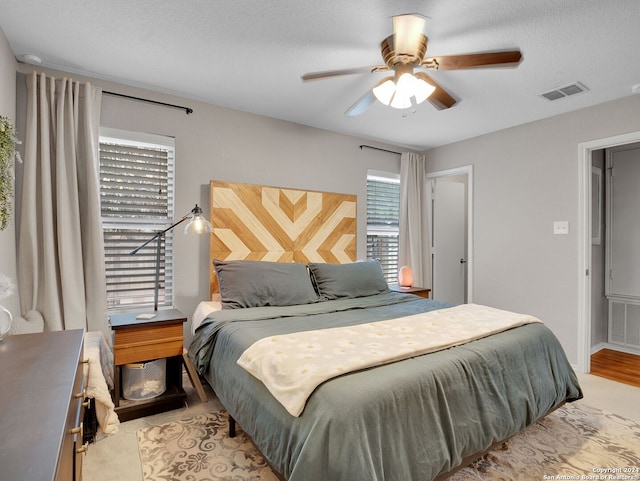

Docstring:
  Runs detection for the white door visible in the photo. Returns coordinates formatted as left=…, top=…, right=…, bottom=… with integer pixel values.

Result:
left=432, top=180, right=466, bottom=304
left=607, top=146, right=640, bottom=297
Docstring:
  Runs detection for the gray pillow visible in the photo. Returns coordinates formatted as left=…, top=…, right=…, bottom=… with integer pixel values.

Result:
left=213, top=259, right=319, bottom=309
left=308, top=261, right=389, bottom=300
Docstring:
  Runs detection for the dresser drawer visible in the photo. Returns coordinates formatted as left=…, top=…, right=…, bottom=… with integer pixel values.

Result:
left=113, top=323, right=184, bottom=365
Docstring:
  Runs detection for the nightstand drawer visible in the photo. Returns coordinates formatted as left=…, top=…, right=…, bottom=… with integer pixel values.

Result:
left=113, top=324, right=183, bottom=365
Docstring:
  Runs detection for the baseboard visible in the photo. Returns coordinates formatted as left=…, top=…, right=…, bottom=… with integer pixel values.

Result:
left=591, top=342, right=640, bottom=356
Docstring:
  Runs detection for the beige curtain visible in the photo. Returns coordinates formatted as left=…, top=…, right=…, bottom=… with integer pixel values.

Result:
left=17, top=72, right=108, bottom=336
left=398, top=152, right=431, bottom=288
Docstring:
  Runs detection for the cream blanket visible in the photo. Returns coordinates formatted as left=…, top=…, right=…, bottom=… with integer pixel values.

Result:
left=237, top=303, right=541, bottom=416
left=84, top=332, right=120, bottom=434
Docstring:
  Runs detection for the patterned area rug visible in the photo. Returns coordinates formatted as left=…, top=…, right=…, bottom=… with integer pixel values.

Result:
left=137, top=402, right=640, bottom=481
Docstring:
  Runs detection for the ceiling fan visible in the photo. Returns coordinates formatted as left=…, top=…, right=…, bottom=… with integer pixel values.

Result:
left=301, top=14, right=522, bottom=116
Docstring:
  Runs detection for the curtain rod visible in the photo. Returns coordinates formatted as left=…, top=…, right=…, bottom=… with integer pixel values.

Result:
left=103, top=90, right=194, bottom=115
left=359, top=144, right=401, bottom=156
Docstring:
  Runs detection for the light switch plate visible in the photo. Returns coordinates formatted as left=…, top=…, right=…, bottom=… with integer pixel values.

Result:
left=553, top=221, right=569, bottom=235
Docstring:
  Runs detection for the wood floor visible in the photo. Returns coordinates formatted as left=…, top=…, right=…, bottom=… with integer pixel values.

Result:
left=590, top=348, right=640, bottom=388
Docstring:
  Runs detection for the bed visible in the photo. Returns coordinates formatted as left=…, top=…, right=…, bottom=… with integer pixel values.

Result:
left=189, top=258, right=583, bottom=481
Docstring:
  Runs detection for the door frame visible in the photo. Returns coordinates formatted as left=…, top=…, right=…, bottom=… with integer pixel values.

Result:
left=427, top=165, right=474, bottom=303
left=578, top=130, right=640, bottom=373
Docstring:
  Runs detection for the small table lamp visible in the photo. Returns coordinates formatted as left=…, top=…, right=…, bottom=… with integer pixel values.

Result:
left=398, top=265, right=413, bottom=288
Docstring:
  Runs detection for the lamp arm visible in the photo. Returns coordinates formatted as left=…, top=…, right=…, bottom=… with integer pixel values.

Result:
left=129, top=213, right=191, bottom=256
left=128, top=213, right=190, bottom=311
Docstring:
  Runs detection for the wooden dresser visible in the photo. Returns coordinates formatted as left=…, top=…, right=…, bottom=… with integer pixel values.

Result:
left=0, top=330, right=86, bottom=481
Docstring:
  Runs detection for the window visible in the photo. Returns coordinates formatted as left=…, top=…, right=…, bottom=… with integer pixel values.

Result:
left=366, top=171, right=400, bottom=283
left=99, top=128, right=176, bottom=312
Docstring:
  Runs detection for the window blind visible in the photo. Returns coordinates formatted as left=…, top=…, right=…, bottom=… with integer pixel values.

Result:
left=366, top=174, right=400, bottom=283
left=99, top=128, right=175, bottom=312
left=100, top=142, right=170, bottom=219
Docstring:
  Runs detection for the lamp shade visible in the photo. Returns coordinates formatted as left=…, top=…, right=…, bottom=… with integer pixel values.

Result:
left=372, top=77, right=396, bottom=105
left=398, top=265, right=414, bottom=287
left=389, top=73, right=413, bottom=109
left=412, top=77, right=436, bottom=104
left=184, top=204, right=214, bottom=234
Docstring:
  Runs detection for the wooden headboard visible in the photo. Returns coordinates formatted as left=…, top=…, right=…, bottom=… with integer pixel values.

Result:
left=209, top=180, right=357, bottom=297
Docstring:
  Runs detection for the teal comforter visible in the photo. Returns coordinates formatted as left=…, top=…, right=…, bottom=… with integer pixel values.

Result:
left=189, top=292, right=583, bottom=481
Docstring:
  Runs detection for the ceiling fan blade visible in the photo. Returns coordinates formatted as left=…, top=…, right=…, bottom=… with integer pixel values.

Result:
left=393, top=14, right=427, bottom=57
left=422, top=50, right=522, bottom=70
left=302, top=65, right=388, bottom=81
left=345, top=90, right=377, bottom=116
left=414, top=72, right=456, bottom=110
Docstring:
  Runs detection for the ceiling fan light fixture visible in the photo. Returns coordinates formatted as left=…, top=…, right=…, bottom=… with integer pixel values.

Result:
left=390, top=73, right=415, bottom=108
left=390, top=90, right=412, bottom=109
left=374, top=72, right=435, bottom=109
left=395, top=72, right=416, bottom=96
left=372, top=77, right=396, bottom=105
left=413, top=77, right=436, bottom=104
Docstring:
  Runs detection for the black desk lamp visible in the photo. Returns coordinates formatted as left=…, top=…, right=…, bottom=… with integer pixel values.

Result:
left=130, top=204, right=213, bottom=311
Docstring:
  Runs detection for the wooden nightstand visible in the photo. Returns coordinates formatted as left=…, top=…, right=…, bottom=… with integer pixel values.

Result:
left=389, top=284, right=431, bottom=299
left=110, top=309, right=187, bottom=421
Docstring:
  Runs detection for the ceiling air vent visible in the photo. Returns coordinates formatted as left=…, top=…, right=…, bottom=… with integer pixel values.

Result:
left=541, top=82, right=589, bottom=101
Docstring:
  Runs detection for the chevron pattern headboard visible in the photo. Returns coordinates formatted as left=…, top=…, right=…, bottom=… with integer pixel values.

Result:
left=209, top=180, right=357, bottom=297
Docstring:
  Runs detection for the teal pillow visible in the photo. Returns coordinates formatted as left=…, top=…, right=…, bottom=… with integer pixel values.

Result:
left=308, top=261, right=389, bottom=300
left=213, top=259, right=319, bottom=309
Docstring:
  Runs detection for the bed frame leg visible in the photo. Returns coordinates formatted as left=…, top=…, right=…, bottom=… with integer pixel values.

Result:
left=229, top=415, right=236, bottom=438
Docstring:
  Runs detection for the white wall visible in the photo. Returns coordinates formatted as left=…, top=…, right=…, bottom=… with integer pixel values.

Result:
left=0, top=27, right=18, bottom=316
left=15, top=65, right=402, bottom=340
left=424, top=94, right=640, bottom=365
left=591, top=149, right=606, bottom=347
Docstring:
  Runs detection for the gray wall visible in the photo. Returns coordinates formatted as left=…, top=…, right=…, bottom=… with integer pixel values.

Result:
left=424, top=94, right=640, bottom=365
left=0, top=27, right=18, bottom=316
left=9, top=28, right=640, bottom=362
left=14, top=64, right=402, bottom=341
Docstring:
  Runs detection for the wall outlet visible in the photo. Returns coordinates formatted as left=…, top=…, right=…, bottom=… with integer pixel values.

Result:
left=553, top=221, right=569, bottom=235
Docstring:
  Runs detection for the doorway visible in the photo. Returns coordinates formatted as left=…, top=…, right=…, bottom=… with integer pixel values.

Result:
left=427, top=165, right=474, bottom=304
left=578, top=131, right=640, bottom=373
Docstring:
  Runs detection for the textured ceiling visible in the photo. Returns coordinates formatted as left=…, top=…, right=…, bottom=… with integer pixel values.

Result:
left=2, top=0, right=639, bottom=150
